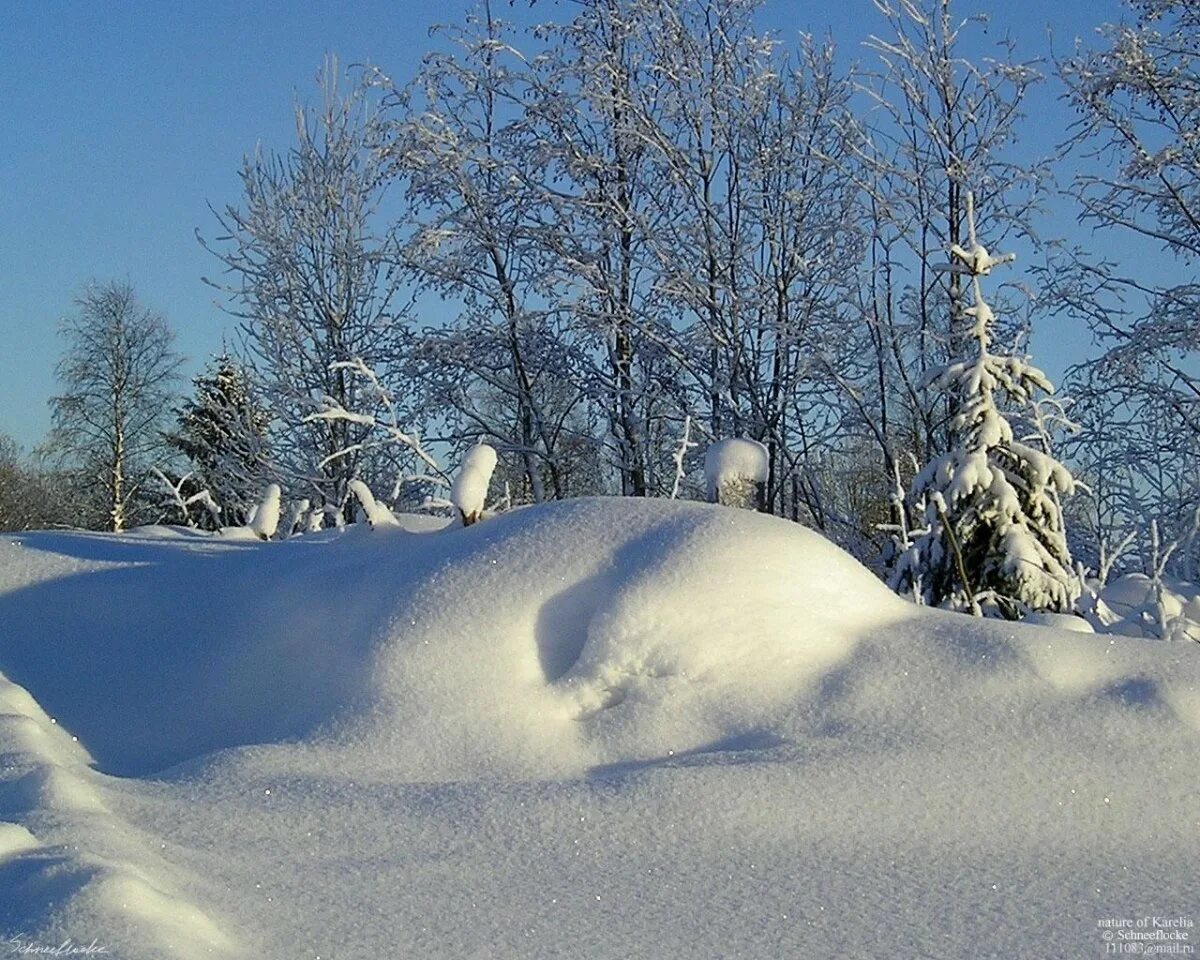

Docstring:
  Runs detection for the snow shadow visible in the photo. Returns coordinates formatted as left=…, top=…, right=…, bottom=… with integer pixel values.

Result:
left=533, top=519, right=701, bottom=683
left=587, top=730, right=787, bottom=780
left=0, top=531, right=442, bottom=778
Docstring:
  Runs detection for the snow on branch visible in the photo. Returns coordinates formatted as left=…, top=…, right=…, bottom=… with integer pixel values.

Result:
left=302, top=357, right=449, bottom=502
left=670, top=415, right=698, bottom=501
left=151, top=467, right=221, bottom=528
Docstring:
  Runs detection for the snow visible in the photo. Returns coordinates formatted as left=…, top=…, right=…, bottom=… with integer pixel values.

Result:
left=703, top=438, right=768, bottom=503
left=450, top=442, right=497, bottom=523
left=1023, top=610, right=1095, bottom=633
left=0, top=498, right=1197, bottom=958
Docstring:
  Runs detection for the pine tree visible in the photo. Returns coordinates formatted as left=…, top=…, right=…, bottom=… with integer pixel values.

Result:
left=169, top=354, right=273, bottom=528
left=890, top=194, right=1080, bottom=618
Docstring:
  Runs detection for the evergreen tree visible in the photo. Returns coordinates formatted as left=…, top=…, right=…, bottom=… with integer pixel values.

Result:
left=169, top=353, right=273, bottom=527
left=890, top=194, right=1080, bottom=618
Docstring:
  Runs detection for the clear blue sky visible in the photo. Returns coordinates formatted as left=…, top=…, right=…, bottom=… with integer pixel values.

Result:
left=0, top=0, right=1128, bottom=452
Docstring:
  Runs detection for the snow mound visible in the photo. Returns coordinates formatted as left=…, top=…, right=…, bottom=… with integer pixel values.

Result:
left=1023, top=611, right=1094, bottom=633
left=0, top=499, right=902, bottom=780
left=0, top=667, right=236, bottom=959
left=354, top=497, right=907, bottom=779
left=6, top=499, right=1200, bottom=786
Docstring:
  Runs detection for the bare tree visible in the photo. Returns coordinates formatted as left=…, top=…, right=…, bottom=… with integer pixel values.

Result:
left=524, top=0, right=666, bottom=497
left=1039, top=0, right=1200, bottom=580
left=48, top=281, right=182, bottom=531
left=377, top=2, right=577, bottom=502
left=201, top=58, right=407, bottom=513
left=857, top=0, right=1047, bottom=464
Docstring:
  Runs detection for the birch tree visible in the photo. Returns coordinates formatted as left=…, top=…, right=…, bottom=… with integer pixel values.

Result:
left=48, top=281, right=182, bottom=531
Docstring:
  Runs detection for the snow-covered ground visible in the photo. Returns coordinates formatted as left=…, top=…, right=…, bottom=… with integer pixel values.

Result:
left=0, top=498, right=1196, bottom=959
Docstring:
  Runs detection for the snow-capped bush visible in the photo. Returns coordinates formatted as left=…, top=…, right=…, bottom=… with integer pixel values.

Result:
left=284, top=498, right=311, bottom=538
left=451, top=444, right=498, bottom=526
left=150, top=467, right=222, bottom=529
left=704, top=438, right=768, bottom=510
left=1083, top=573, right=1200, bottom=643
left=250, top=484, right=282, bottom=540
left=348, top=480, right=400, bottom=529
left=322, top=504, right=345, bottom=530
left=890, top=194, right=1079, bottom=618
left=305, top=507, right=325, bottom=534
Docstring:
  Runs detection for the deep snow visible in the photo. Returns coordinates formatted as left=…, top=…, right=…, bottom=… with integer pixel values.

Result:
left=0, top=498, right=1196, bottom=959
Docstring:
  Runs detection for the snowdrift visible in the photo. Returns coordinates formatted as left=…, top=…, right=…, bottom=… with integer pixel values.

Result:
left=0, top=498, right=1197, bottom=959
left=0, top=498, right=904, bottom=779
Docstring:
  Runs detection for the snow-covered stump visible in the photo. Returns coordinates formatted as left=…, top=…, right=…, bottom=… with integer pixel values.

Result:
left=250, top=484, right=281, bottom=540
left=451, top=444, right=498, bottom=527
left=704, top=439, right=768, bottom=511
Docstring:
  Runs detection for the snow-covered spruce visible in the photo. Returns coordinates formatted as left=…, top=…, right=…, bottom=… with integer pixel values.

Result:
left=890, top=194, right=1080, bottom=618
left=704, top=438, right=768, bottom=510
left=249, top=484, right=282, bottom=540
left=451, top=444, right=498, bottom=527
left=169, top=352, right=273, bottom=529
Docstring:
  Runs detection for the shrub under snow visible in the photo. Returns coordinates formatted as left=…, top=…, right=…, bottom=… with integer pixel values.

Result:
left=451, top=444, right=498, bottom=526
left=284, top=498, right=311, bottom=538
left=704, top=438, right=768, bottom=509
left=1084, top=573, right=1200, bottom=643
left=348, top=480, right=400, bottom=529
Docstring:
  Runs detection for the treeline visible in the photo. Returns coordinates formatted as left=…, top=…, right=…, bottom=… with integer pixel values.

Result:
left=10, top=0, right=1199, bottom=599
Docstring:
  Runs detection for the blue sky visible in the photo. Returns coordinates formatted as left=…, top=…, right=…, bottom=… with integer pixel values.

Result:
left=0, top=0, right=1130, bottom=451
